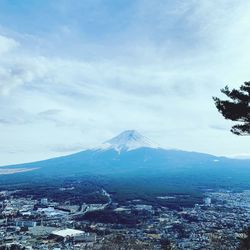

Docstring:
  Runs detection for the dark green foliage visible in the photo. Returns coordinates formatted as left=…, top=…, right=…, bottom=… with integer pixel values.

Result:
left=172, top=223, right=189, bottom=238
left=99, top=234, right=154, bottom=250
left=238, top=228, right=250, bottom=250
left=213, top=81, right=250, bottom=135
left=80, top=209, right=139, bottom=225
left=0, top=245, right=25, bottom=250
left=160, top=239, right=172, bottom=250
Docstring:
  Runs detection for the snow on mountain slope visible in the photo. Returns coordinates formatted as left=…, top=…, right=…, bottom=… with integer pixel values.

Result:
left=96, top=130, right=159, bottom=152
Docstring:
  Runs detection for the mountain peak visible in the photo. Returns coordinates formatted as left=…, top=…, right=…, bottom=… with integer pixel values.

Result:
left=98, top=130, right=159, bottom=152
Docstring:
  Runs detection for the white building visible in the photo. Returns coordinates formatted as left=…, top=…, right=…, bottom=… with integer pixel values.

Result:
left=51, top=229, right=96, bottom=242
left=204, top=197, right=211, bottom=206
left=52, top=228, right=85, bottom=238
left=40, top=198, right=48, bottom=205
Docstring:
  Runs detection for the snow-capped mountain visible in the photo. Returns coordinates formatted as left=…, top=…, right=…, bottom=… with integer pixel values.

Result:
left=97, top=130, right=159, bottom=152
left=1, top=130, right=250, bottom=192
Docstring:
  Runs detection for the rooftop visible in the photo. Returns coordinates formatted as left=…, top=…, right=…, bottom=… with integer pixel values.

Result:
left=51, top=228, right=85, bottom=238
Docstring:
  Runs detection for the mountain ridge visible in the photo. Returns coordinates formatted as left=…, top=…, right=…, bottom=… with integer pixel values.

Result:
left=1, top=130, right=250, bottom=192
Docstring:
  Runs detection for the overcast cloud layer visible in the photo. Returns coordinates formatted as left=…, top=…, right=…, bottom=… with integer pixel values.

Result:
left=0, top=0, right=250, bottom=165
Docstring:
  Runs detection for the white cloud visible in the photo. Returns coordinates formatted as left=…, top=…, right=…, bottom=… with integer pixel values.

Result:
left=0, top=0, right=250, bottom=165
left=0, top=34, right=19, bottom=55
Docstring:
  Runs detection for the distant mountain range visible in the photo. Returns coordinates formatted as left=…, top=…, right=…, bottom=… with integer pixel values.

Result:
left=1, top=130, right=250, bottom=193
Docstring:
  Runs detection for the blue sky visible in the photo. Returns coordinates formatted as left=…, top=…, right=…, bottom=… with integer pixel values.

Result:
left=0, top=0, right=250, bottom=165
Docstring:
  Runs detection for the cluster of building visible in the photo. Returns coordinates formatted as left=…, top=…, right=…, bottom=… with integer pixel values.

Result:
left=0, top=189, right=249, bottom=249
